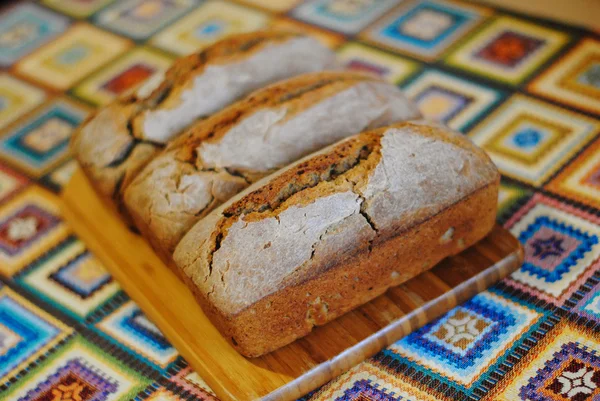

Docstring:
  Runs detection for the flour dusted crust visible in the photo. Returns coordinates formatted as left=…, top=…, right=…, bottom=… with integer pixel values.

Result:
left=124, top=72, right=421, bottom=256
left=173, top=122, right=500, bottom=357
left=71, top=31, right=337, bottom=220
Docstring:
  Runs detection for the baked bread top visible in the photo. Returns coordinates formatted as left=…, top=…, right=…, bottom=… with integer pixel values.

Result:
left=71, top=30, right=336, bottom=211
left=132, top=31, right=335, bottom=143
left=173, top=122, right=500, bottom=315
left=124, top=71, right=421, bottom=255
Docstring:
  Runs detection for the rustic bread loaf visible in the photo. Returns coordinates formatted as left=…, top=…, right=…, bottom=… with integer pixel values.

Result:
left=173, top=121, right=500, bottom=357
left=124, top=72, right=421, bottom=259
left=70, top=31, right=336, bottom=219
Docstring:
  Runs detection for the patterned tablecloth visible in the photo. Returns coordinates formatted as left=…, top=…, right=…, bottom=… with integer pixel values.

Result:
left=0, top=0, right=599, bottom=400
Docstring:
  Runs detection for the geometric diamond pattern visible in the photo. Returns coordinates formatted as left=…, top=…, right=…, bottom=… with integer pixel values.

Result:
left=547, top=137, right=600, bottom=211
left=490, top=321, right=600, bottom=400
left=403, top=68, right=502, bottom=131
left=1, top=2, right=599, bottom=401
left=336, top=42, right=419, bottom=84
left=0, top=287, right=71, bottom=383
left=383, top=291, right=542, bottom=389
left=529, top=38, right=600, bottom=115
left=0, top=99, right=90, bottom=177
left=150, top=0, right=270, bottom=56
left=505, top=194, right=600, bottom=306
left=269, top=16, right=345, bottom=49
left=95, top=301, right=178, bottom=370
left=15, top=24, right=131, bottom=91
left=362, top=0, right=490, bottom=61
left=574, top=280, right=600, bottom=324
left=1, top=336, right=151, bottom=401
left=446, top=16, right=569, bottom=84
left=0, top=163, right=29, bottom=203
left=72, top=47, right=174, bottom=106
left=168, top=367, right=217, bottom=399
left=94, top=0, right=198, bottom=40
left=308, top=361, right=441, bottom=401
left=41, top=0, right=116, bottom=18
left=0, top=187, right=70, bottom=277
left=0, top=3, right=69, bottom=67
left=470, top=95, right=599, bottom=186
left=17, top=238, right=120, bottom=319
left=0, top=74, right=46, bottom=130
left=292, top=0, right=401, bottom=35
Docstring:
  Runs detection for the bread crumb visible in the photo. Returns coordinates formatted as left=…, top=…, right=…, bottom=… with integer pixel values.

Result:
left=439, top=227, right=454, bottom=244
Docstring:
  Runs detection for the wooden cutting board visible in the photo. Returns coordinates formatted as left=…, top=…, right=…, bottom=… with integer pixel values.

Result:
left=61, top=167, right=523, bottom=401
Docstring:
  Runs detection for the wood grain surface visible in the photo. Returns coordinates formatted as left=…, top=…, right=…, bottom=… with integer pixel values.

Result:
left=61, top=167, right=524, bottom=401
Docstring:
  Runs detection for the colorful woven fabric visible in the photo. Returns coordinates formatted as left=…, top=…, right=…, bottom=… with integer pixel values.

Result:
left=0, top=1, right=598, bottom=400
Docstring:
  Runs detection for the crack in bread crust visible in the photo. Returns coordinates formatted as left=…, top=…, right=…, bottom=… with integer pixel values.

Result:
left=203, top=134, right=384, bottom=286
left=172, top=121, right=500, bottom=357
left=105, top=32, right=305, bottom=164
left=167, top=73, right=375, bottom=161
left=124, top=71, right=420, bottom=258
left=176, top=121, right=499, bottom=308
left=73, top=30, right=340, bottom=229
left=222, top=137, right=379, bottom=218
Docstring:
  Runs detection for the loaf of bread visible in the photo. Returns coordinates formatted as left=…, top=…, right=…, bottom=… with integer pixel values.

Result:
left=124, top=72, right=421, bottom=259
left=173, top=122, right=500, bottom=357
left=70, top=31, right=336, bottom=219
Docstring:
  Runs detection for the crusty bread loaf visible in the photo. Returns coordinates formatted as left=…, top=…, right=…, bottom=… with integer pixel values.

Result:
left=173, top=122, right=500, bottom=357
left=70, top=31, right=336, bottom=220
left=124, top=72, right=421, bottom=259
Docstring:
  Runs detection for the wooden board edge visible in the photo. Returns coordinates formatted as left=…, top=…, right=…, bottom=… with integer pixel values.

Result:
left=60, top=169, right=287, bottom=401
left=263, top=245, right=523, bottom=400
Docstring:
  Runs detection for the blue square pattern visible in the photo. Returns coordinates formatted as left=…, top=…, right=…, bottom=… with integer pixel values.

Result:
left=49, top=252, right=113, bottom=300
left=381, top=4, right=469, bottom=50
left=123, top=309, right=172, bottom=352
left=365, top=0, right=485, bottom=60
left=0, top=294, right=62, bottom=377
left=293, top=0, right=401, bottom=34
left=0, top=3, right=68, bottom=66
left=395, top=296, right=517, bottom=369
left=382, top=291, right=542, bottom=390
left=518, top=216, right=599, bottom=283
left=512, top=127, right=544, bottom=149
left=95, top=302, right=178, bottom=370
left=0, top=101, right=87, bottom=170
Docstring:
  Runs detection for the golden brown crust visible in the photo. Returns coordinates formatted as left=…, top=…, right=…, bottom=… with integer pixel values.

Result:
left=187, top=181, right=499, bottom=357
left=71, top=30, right=333, bottom=222
left=173, top=121, right=500, bottom=357
left=126, top=74, right=420, bottom=263
left=222, top=132, right=381, bottom=217
left=130, top=31, right=304, bottom=139
left=197, top=122, right=495, bottom=275
left=167, top=71, right=376, bottom=160
left=214, top=122, right=492, bottom=221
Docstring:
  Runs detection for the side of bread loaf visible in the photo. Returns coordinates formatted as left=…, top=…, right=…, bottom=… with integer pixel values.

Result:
left=70, top=31, right=336, bottom=220
left=173, top=122, right=500, bottom=357
left=124, top=72, right=421, bottom=258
